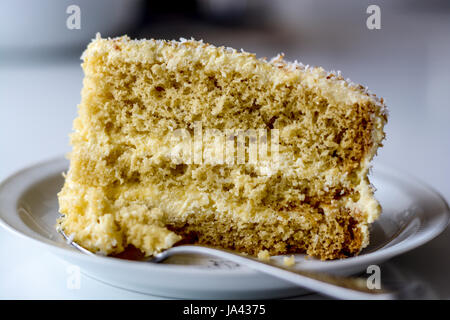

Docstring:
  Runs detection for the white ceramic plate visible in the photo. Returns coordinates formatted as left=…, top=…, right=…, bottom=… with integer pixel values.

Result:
left=0, top=157, right=448, bottom=299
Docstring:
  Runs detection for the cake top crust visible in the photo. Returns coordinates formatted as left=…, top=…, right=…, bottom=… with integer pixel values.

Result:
left=82, top=34, right=387, bottom=119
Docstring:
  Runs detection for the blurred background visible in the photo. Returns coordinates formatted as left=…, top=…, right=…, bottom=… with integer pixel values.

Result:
left=0, top=0, right=449, bottom=299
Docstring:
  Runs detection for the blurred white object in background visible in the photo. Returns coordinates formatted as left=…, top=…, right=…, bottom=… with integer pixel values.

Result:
left=0, top=0, right=143, bottom=51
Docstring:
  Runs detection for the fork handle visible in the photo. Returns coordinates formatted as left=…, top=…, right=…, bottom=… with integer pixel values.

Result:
left=152, top=245, right=398, bottom=300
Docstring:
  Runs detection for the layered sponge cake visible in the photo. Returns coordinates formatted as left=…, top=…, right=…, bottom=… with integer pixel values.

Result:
left=57, top=34, right=387, bottom=260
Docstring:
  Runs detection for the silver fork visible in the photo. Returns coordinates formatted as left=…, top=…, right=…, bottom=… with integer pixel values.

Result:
left=59, top=230, right=414, bottom=299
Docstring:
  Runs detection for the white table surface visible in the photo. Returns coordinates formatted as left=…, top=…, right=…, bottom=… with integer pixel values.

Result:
left=1, top=7, right=449, bottom=299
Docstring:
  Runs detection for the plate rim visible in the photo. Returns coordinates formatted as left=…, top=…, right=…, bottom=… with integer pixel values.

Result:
left=0, top=156, right=449, bottom=275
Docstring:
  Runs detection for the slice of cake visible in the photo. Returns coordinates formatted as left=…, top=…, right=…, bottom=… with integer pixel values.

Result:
left=57, top=34, right=387, bottom=260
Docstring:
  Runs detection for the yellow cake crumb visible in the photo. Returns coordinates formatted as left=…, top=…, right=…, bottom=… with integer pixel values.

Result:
left=257, top=250, right=271, bottom=261
left=283, top=255, right=296, bottom=267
